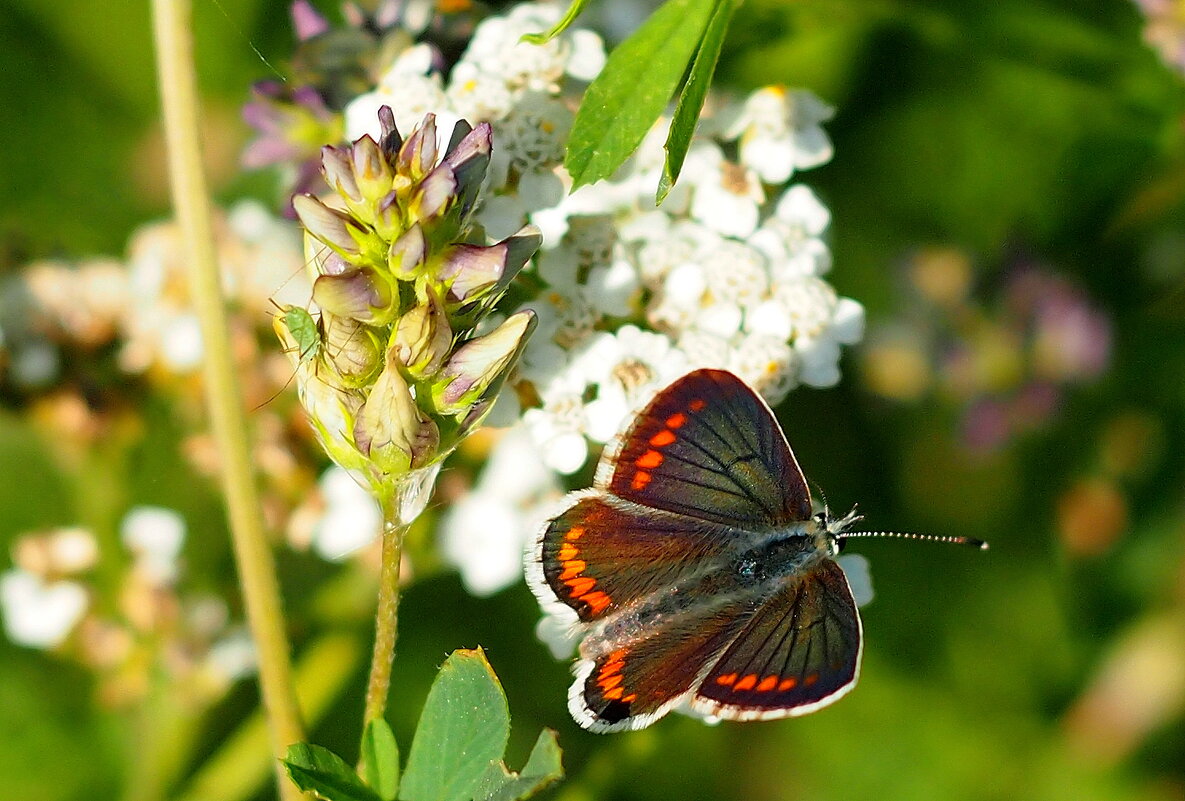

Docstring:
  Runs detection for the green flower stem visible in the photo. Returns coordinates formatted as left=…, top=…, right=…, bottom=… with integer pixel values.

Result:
left=150, top=2, right=306, bottom=799
left=363, top=498, right=409, bottom=731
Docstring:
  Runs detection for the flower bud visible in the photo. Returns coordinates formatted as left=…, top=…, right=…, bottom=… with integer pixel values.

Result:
left=313, top=267, right=396, bottom=325
left=388, top=224, right=426, bottom=280
left=397, top=113, right=438, bottom=180
left=353, top=355, right=438, bottom=475
left=293, top=194, right=364, bottom=258
left=321, top=313, right=382, bottom=385
left=320, top=145, right=361, bottom=204
left=351, top=134, right=395, bottom=204
left=393, top=286, right=451, bottom=378
left=411, top=165, right=457, bottom=223
left=440, top=225, right=541, bottom=303
left=434, top=310, right=536, bottom=413
left=442, top=121, right=492, bottom=215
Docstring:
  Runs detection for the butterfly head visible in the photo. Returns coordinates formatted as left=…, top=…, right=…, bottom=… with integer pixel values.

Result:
left=812, top=504, right=864, bottom=556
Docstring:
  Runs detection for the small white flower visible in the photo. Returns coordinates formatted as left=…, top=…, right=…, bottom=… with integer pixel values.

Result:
left=440, top=427, right=562, bottom=596
left=344, top=45, right=448, bottom=140
left=729, top=333, right=798, bottom=403
left=838, top=553, right=874, bottom=607
left=702, top=241, right=770, bottom=309
left=752, top=184, right=832, bottom=276
left=728, top=87, right=834, bottom=184
left=493, top=92, right=572, bottom=176
left=586, top=257, right=640, bottom=317
left=582, top=326, right=688, bottom=442
left=0, top=569, right=88, bottom=649
left=445, top=61, right=516, bottom=122
left=121, top=506, right=186, bottom=585
left=688, top=142, right=765, bottom=238
left=534, top=601, right=581, bottom=659
left=774, top=277, right=865, bottom=388
left=312, top=466, right=382, bottom=561
left=523, top=368, right=594, bottom=474
left=676, top=329, right=733, bottom=371
left=462, top=3, right=605, bottom=91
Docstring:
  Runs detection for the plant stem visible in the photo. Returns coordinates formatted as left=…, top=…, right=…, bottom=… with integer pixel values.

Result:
left=363, top=494, right=408, bottom=730
left=150, top=2, right=306, bottom=799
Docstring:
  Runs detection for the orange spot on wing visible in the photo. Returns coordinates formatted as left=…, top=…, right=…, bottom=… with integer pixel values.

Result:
left=565, top=576, right=596, bottom=597
left=689, top=398, right=706, bottom=411
left=582, top=591, right=611, bottom=613
left=756, top=675, right=778, bottom=692
left=565, top=526, right=585, bottom=540
left=665, top=412, right=687, bottom=429
left=621, top=693, right=637, bottom=703
left=733, top=674, right=758, bottom=691
left=559, top=560, right=587, bottom=580
left=631, top=471, right=652, bottom=490
left=558, top=543, right=578, bottom=561
left=778, top=677, right=798, bottom=691
left=715, top=673, right=738, bottom=686
left=603, top=686, right=624, bottom=700
left=635, top=450, right=664, bottom=469
left=649, top=429, right=677, bottom=447
left=598, top=674, right=623, bottom=691
left=600, top=659, right=625, bottom=677
left=804, top=673, right=819, bottom=687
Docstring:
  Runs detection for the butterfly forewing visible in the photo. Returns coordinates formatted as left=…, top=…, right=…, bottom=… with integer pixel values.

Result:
left=692, top=558, right=861, bottom=719
left=538, top=491, right=741, bottom=622
left=599, top=369, right=812, bottom=528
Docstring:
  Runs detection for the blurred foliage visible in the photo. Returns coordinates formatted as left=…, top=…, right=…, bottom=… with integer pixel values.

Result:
left=2, top=0, right=1185, bottom=800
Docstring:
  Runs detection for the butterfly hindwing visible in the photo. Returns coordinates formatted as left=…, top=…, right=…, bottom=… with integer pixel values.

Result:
left=534, top=490, right=741, bottom=622
left=572, top=596, right=757, bottom=732
left=598, top=369, right=812, bottom=528
left=692, top=558, right=862, bottom=720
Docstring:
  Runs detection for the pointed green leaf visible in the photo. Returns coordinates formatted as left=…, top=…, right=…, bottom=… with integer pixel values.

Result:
left=520, top=0, right=593, bottom=45
left=657, top=0, right=738, bottom=204
left=398, top=648, right=511, bottom=801
left=564, top=0, right=717, bottom=189
left=474, top=729, right=564, bottom=801
left=361, top=719, right=400, bottom=801
left=283, top=743, right=382, bottom=801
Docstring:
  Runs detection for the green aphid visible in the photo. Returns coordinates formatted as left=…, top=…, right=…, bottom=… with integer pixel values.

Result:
left=282, top=305, right=323, bottom=364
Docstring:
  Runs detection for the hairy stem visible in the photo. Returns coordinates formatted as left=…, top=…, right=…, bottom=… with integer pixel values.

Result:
left=363, top=498, right=407, bottom=730
left=150, top=2, right=305, bottom=799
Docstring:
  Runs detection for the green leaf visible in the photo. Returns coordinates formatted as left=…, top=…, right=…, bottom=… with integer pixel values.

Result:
left=474, top=730, right=564, bottom=801
left=361, top=719, right=400, bottom=801
left=564, top=0, right=717, bottom=189
left=283, top=743, right=382, bottom=801
left=520, top=0, right=593, bottom=45
left=657, top=0, right=738, bottom=204
left=398, top=648, right=511, bottom=801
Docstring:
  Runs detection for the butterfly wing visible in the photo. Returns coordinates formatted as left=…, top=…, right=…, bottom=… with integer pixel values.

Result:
left=598, top=369, right=812, bottom=528
left=570, top=595, right=758, bottom=732
left=531, top=490, right=741, bottom=622
left=692, top=558, right=862, bottom=720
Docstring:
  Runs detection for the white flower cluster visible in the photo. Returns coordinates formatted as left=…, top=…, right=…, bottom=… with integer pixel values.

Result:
left=0, top=509, right=257, bottom=698
left=336, top=1, right=867, bottom=597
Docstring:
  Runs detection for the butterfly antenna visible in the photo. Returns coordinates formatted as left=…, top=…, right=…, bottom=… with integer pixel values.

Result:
left=839, top=531, right=989, bottom=550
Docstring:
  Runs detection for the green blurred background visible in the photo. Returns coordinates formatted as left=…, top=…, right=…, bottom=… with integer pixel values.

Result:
left=2, top=0, right=1184, bottom=800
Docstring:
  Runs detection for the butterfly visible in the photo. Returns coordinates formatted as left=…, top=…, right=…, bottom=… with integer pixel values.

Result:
left=527, top=368, right=986, bottom=732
